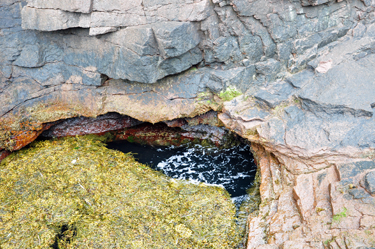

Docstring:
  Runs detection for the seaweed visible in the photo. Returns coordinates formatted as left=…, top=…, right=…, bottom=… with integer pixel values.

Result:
left=0, top=135, right=241, bottom=248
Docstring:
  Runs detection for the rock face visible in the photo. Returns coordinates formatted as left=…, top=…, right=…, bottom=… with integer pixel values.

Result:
left=1, top=0, right=375, bottom=248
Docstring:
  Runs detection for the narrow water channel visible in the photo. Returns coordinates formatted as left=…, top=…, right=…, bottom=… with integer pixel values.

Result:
left=107, top=141, right=257, bottom=199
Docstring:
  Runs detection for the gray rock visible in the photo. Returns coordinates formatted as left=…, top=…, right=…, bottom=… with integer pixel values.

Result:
left=151, top=0, right=211, bottom=22
left=27, top=0, right=93, bottom=13
left=238, top=33, right=263, bottom=63
left=318, top=27, right=348, bottom=49
left=13, top=44, right=45, bottom=68
left=239, top=107, right=270, bottom=121
left=360, top=0, right=372, bottom=7
left=212, top=36, right=242, bottom=63
left=366, top=23, right=375, bottom=38
left=348, top=188, right=372, bottom=199
left=293, top=34, right=322, bottom=55
left=268, top=13, right=297, bottom=43
left=63, top=64, right=102, bottom=86
left=12, top=63, right=64, bottom=86
left=337, top=161, right=375, bottom=180
left=301, top=0, right=331, bottom=6
left=255, top=59, right=282, bottom=81
left=105, top=26, right=158, bottom=56
left=0, top=3, right=22, bottom=29
left=231, top=0, right=270, bottom=17
left=142, top=0, right=211, bottom=22
left=158, top=47, right=203, bottom=77
left=152, top=22, right=201, bottom=59
left=61, top=23, right=203, bottom=84
left=110, top=46, right=160, bottom=83
left=213, top=5, right=247, bottom=36
left=299, top=53, right=375, bottom=114
left=92, top=0, right=142, bottom=13
left=240, top=16, right=276, bottom=58
left=204, top=66, right=256, bottom=93
left=89, top=27, right=118, bottom=36
left=254, top=81, right=295, bottom=108
left=90, top=11, right=147, bottom=28
left=21, top=7, right=91, bottom=31
left=277, top=41, right=293, bottom=62
left=285, top=70, right=314, bottom=89
left=259, top=118, right=285, bottom=145
left=288, top=45, right=317, bottom=73
left=364, top=171, right=375, bottom=194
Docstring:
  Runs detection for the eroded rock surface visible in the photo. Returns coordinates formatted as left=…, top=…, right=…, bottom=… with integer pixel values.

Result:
left=1, top=0, right=375, bottom=248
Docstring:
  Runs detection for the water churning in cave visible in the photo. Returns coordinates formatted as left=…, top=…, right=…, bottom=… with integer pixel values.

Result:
left=107, top=141, right=257, bottom=198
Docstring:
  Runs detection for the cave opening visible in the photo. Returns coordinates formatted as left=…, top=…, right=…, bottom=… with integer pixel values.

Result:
left=36, top=112, right=259, bottom=202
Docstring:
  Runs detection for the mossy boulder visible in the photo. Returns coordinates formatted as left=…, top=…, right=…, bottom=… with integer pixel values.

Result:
left=0, top=136, right=241, bottom=248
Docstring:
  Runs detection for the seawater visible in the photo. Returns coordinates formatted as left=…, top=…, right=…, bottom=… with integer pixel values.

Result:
left=107, top=141, right=257, bottom=198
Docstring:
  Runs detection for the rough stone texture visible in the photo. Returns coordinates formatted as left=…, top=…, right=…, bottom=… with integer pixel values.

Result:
left=27, top=0, right=93, bottom=13
left=2, top=0, right=375, bottom=248
left=40, top=113, right=142, bottom=138
left=364, top=171, right=375, bottom=194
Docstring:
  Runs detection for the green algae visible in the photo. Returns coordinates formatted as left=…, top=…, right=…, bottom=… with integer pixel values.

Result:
left=219, top=87, right=242, bottom=102
left=0, top=135, right=241, bottom=248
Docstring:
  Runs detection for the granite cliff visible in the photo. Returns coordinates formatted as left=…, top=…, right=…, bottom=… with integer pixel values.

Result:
left=1, top=0, right=375, bottom=248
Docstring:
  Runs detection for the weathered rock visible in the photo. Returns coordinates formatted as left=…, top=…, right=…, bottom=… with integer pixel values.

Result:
left=255, top=59, right=282, bottom=82
left=41, top=113, right=142, bottom=138
left=89, top=11, right=147, bottom=28
left=301, top=0, right=332, bottom=6
left=152, top=22, right=201, bottom=59
left=13, top=44, right=45, bottom=68
left=364, top=171, right=375, bottom=194
left=21, top=7, right=91, bottom=31
left=27, top=0, right=93, bottom=13
left=114, top=122, right=232, bottom=147
left=89, top=26, right=117, bottom=36
left=337, top=161, right=375, bottom=180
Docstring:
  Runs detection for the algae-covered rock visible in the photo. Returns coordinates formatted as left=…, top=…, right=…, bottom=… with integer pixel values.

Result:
left=0, top=136, right=241, bottom=248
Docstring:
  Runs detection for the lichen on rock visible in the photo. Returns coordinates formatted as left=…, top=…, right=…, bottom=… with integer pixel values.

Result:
left=0, top=135, right=241, bottom=248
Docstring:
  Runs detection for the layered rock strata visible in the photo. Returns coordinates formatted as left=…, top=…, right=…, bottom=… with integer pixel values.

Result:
left=1, top=0, right=375, bottom=248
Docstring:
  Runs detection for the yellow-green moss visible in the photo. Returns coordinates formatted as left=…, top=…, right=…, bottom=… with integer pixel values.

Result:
left=0, top=136, right=241, bottom=248
left=219, top=87, right=242, bottom=102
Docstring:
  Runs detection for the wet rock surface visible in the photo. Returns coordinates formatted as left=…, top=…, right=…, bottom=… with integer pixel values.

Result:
left=1, top=0, right=375, bottom=248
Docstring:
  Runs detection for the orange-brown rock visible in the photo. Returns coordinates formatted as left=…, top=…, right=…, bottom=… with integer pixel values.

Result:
left=114, top=122, right=229, bottom=147
left=41, top=113, right=142, bottom=138
left=0, top=150, right=11, bottom=163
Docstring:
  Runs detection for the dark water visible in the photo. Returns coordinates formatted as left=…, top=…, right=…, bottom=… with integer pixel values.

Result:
left=107, top=141, right=257, bottom=197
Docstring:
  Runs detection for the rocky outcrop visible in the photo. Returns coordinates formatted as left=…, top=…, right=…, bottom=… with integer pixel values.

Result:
left=217, top=28, right=375, bottom=248
left=1, top=0, right=375, bottom=248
